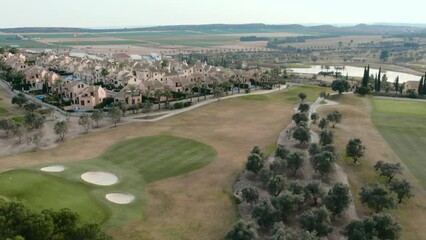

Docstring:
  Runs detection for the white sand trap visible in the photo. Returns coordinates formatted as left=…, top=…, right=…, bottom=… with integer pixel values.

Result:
left=40, top=165, right=65, bottom=172
left=105, top=193, right=135, bottom=204
left=81, top=172, right=118, bottom=186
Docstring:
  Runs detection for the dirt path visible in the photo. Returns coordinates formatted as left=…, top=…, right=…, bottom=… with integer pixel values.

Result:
left=310, top=97, right=358, bottom=220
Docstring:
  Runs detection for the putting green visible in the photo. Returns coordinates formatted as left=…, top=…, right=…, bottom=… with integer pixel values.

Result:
left=0, top=135, right=217, bottom=228
left=0, top=170, right=108, bottom=223
left=371, top=99, right=426, bottom=189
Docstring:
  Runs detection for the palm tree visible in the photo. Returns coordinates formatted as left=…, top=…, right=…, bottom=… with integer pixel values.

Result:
left=163, top=87, right=173, bottom=107
left=203, top=82, right=208, bottom=100
left=195, top=79, right=202, bottom=102
left=235, top=77, right=242, bottom=93
left=154, top=89, right=162, bottom=110
left=188, top=83, right=194, bottom=103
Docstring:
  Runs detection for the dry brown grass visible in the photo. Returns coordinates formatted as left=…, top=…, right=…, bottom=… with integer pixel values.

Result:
left=317, top=94, right=426, bottom=240
left=0, top=92, right=292, bottom=240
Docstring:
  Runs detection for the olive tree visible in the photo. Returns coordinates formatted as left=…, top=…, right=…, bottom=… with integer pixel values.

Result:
left=246, top=153, right=264, bottom=174
left=287, top=152, right=305, bottom=175
left=108, top=106, right=122, bottom=127
left=53, top=121, right=68, bottom=141
left=346, top=138, right=365, bottom=164
left=241, top=186, right=260, bottom=206
left=292, top=126, right=311, bottom=145
left=252, top=200, right=278, bottom=229
left=389, top=178, right=414, bottom=204
left=298, top=103, right=310, bottom=113
left=310, top=113, right=319, bottom=123
left=267, top=175, right=286, bottom=197
left=91, top=109, right=104, bottom=128
left=323, top=183, right=351, bottom=217
left=272, top=191, right=304, bottom=221
left=275, top=144, right=289, bottom=160
left=225, top=220, right=258, bottom=240
left=292, top=113, right=309, bottom=125
left=304, top=181, right=326, bottom=206
left=343, top=213, right=402, bottom=240
left=311, top=151, right=335, bottom=178
left=359, top=184, right=397, bottom=212
left=319, top=129, right=333, bottom=146
left=326, top=110, right=342, bottom=128
left=298, top=92, right=307, bottom=102
left=11, top=93, right=28, bottom=107
left=78, top=114, right=92, bottom=133
left=299, top=206, right=332, bottom=237
left=374, top=161, right=404, bottom=183
left=318, top=118, right=329, bottom=130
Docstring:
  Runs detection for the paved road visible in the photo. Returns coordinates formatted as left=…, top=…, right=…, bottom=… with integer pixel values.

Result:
left=0, top=79, right=68, bottom=118
left=126, top=85, right=288, bottom=122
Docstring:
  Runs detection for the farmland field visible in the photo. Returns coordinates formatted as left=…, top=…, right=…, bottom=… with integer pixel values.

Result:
left=59, top=40, right=147, bottom=46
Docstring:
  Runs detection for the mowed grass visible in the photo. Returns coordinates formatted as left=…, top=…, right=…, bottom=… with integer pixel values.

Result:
left=371, top=99, right=426, bottom=188
left=0, top=170, right=109, bottom=223
left=34, top=135, right=216, bottom=228
left=282, top=85, right=330, bottom=103
left=239, top=85, right=329, bottom=104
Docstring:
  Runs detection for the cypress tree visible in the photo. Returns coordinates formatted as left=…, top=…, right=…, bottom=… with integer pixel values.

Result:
left=374, top=74, right=378, bottom=92
left=377, top=67, right=381, bottom=92
left=418, top=76, right=424, bottom=95
left=423, top=73, right=426, bottom=94
left=394, top=76, right=399, bottom=95
left=362, top=66, right=369, bottom=87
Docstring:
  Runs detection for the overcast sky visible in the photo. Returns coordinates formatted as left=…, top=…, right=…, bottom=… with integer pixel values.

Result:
left=1, top=0, right=425, bottom=28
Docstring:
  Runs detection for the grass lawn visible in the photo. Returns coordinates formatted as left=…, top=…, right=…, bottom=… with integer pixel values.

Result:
left=371, top=98, right=426, bottom=189
left=240, top=85, right=330, bottom=104
left=282, top=85, right=330, bottom=103
left=20, top=135, right=217, bottom=228
left=0, top=170, right=109, bottom=223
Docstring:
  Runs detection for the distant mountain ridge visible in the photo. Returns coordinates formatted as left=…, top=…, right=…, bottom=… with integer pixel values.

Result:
left=1, top=23, right=425, bottom=35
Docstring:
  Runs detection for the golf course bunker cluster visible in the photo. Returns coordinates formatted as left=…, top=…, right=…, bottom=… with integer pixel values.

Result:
left=40, top=165, right=65, bottom=172
left=105, top=193, right=135, bottom=204
left=81, top=171, right=118, bottom=186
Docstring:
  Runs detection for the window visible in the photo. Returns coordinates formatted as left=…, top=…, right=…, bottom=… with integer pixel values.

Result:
left=81, top=100, right=85, bottom=106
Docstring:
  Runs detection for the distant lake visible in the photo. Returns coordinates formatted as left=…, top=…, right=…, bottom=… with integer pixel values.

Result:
left=289, top=65, right=422, bottom=83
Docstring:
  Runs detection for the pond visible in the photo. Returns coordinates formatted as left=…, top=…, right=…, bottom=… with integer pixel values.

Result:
left=289, top=65, right=422, bottom=83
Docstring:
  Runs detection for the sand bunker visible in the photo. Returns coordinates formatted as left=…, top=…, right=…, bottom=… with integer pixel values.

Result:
left=105, top=193, right=135, bottom=204
left=40, top=165, right=65, bottom=172
left=81, top=171, right=118, bottom=186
